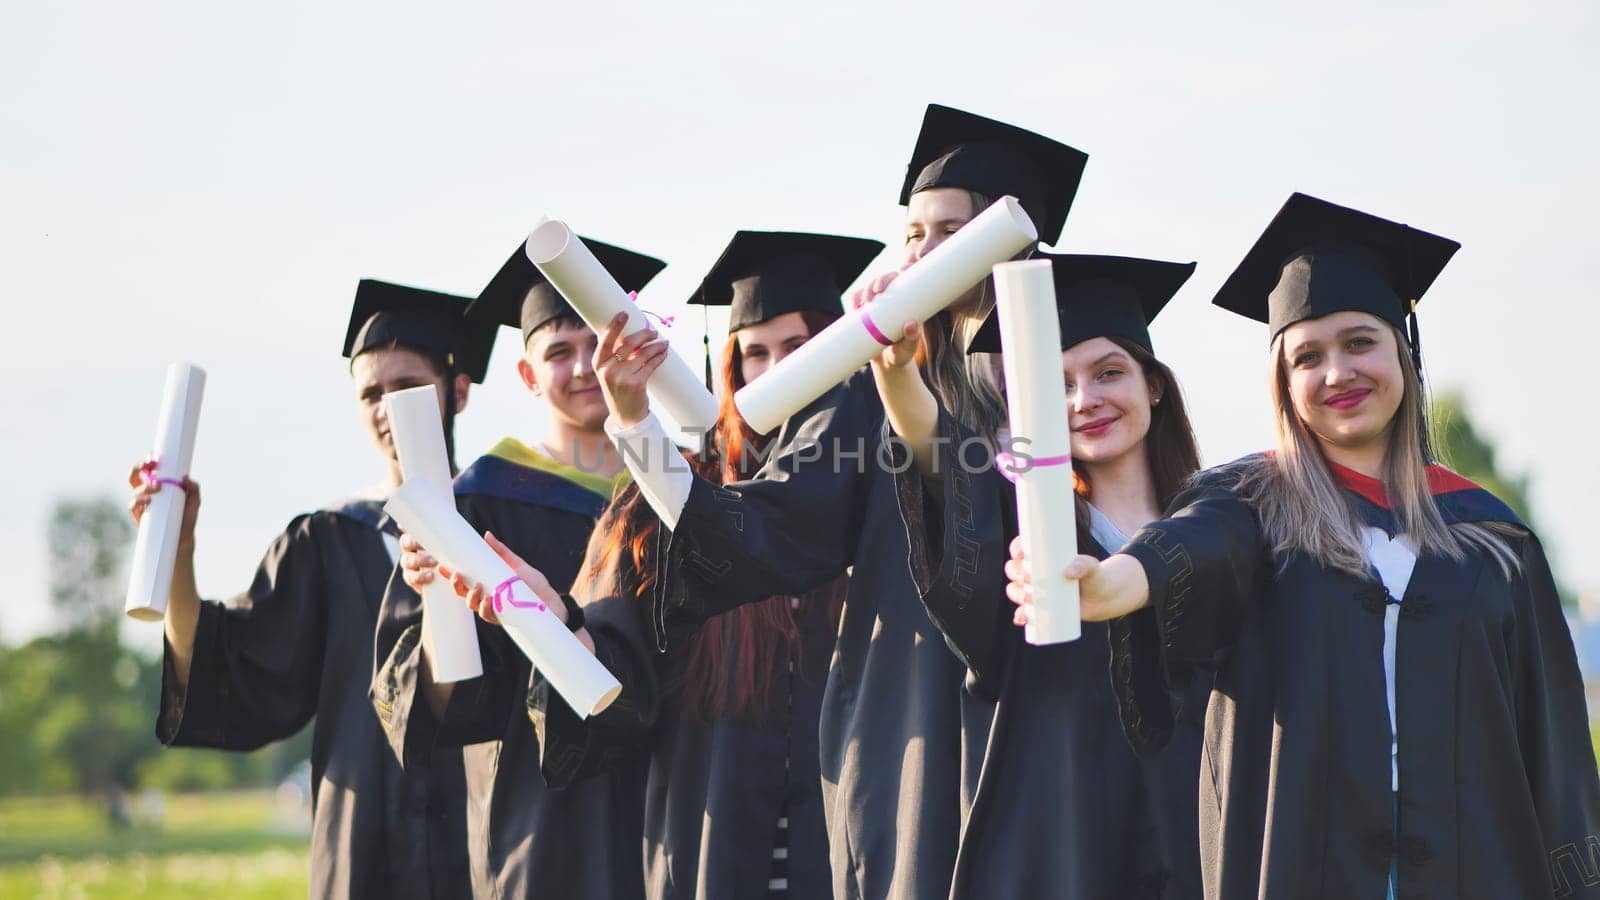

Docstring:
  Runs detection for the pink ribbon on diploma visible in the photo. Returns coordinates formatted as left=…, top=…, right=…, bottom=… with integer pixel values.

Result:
left=995, top=451, right=1072, bottom=484
left=491, top=576, right=547, bottom=614
left=860, top=309, right=895, bottom=347
left=628, top=290, right=675, bottom=329
left=140, top=459, right=187, bottom=492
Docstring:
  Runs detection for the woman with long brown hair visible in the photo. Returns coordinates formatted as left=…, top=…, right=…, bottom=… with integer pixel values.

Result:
left=591, top=105, right=1088, bottom=898
left=868, top=253, right=1208, bottom=897
left=1009, top=194, right=1600, bottom=898
left=524, top=231, right=879, bottom=899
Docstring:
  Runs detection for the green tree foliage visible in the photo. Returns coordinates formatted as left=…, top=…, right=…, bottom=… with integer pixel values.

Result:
left=1431, top=391, right=1535, bottom=524
left=1, top=495, right=309, bottom=800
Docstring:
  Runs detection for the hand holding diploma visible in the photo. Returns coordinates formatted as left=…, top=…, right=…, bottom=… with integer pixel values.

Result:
left=125, top=362, right=205, bottom=622
left=435, top=533, right=595, bottom=654
left=383, top=385, right=484, bottom=684
left=733, top=195, right=1037, bottom=434
left=1004, top=537, right=1151, bottom=624
left=386, top=480, right=621, bottom=717
left=126, top=459, right=204, bottom=684
left=852, top=268, right=943, bottom=477
left=524, top=219, right=718, bottom=432
left=594, top=312, right=668, bottom=430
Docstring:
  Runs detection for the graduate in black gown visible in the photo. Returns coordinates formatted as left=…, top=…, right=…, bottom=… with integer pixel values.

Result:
left=370, top=236, right=664, bottom=900
left=594, top=105, right=1087, bottom=899
left=514, top=230, right=879, bottom=899
left=130, top=279, right=494, bottom=900
left=869, top=253, right=1208, bottom=897
left=1008, top=194, right=1600, bottom=898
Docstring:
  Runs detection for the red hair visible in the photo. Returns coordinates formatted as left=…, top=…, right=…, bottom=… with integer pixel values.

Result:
left=579, top=309, right=844, bottom=725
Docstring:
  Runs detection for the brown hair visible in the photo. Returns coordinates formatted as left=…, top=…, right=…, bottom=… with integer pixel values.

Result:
left=1069, top=339, right=1202, bottom=545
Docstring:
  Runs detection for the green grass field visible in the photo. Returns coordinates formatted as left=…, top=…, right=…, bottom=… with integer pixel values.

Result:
left=0, top=792, right=307, bottom=899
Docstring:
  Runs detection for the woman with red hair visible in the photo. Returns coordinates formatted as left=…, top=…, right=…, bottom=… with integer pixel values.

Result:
left=530, top=231, right=879, bottom=899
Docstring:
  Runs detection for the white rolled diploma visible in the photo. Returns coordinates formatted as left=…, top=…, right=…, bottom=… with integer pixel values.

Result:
left=383, top=479, right=622, bottom=717
left=523, top=220, right=719, bottom=433
left=383, top=385, right=484, bottom=683
left=733, top=195, right=1038, bottom=434
left=125, top=363, right=206, bottom=622
left=993, top=259, right=1081, bottom=645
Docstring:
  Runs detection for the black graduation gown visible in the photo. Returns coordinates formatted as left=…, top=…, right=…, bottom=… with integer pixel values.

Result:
left=157, top=498, right=471, bottom=900
left=892, top=409, right=1205, bottom=899
left=646, top=370, right=998, bottom=900
left=531, top=508, right=841, bottom=900
left=371, top=441, right=645, bottom=900
left=1112, top=456, right=1600, bottom=899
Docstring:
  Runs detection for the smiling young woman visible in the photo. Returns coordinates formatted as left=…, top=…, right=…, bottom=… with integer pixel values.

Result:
left=1011, top=194, right=1600, bottom=899
left=873, top=252, right=1208, bottom=898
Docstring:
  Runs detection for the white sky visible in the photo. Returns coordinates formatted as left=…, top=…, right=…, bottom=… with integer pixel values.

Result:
left=3, top=0, right=1595, bottom=651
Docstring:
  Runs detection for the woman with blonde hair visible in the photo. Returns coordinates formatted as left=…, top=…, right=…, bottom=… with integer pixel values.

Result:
left=1008, top=193, right=1600, bottom=898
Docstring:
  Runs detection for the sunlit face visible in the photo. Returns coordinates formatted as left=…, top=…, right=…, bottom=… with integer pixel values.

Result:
left=519, top=318, right=607, bottom=430
left=351, top=346, right=460, bottom=463
left=905, top=188, right=985, bottom=312
left=1059, top=337, right=1158, bottom=465
left=1279, top=310, right=1404, bottom=454
left=736, top=311, right=814, bottom=384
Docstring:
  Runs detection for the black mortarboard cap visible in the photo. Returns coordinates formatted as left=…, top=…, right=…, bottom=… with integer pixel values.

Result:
left=1212, top=193, right=1460, bottom=342
left=687, top=230, right=884, bottom=331
left=898, top=104, right=1088, bottom=246
left=967, top=254, right=1195, bottom=354
left=469, top=235, right=666, bottom=344
left=343, top=279, right=495, bottom=383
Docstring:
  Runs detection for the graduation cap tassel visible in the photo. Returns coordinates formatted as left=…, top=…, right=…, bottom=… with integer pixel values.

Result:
left=1406, top=302, right=1424, bottom=387
left=701, top=303, right=713, bottom=393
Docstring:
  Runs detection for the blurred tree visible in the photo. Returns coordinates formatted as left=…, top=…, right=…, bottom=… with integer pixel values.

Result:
left=1431, top=391, right=1534, bottom=523
left=1431, top=391, right=1572, bottom=606
left=0, top=494, right=313, bottom=803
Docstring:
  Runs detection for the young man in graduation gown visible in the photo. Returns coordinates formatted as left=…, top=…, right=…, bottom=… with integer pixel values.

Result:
left=130, top=280, right=493, bottom=900
left=594, top=105, right=1089, bottom=899
left=370, top=237, right=664, bottom=900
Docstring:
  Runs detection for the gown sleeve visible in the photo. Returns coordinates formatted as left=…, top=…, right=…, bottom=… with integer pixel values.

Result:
left=648, top=376, right=877, bottom=651
left=157, top=514, right=326, bottom=750
left=1508, top=535, right=1600, bottom=897
left=1108, top=470, right=1267, bottom=753
left=371, top=565, right=518, bottom=768
left=527, top=578, right=662, bottom=790
left=889, top=406, right=1018, bottom=699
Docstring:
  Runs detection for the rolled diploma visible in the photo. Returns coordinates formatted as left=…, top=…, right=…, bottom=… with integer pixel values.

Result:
left=125, top=363, right=206, bottom=621
left=383, top=479, right=622, bottom=717
left=733, top=195, right=1038, bottom=434
left=384, top=385, right=484, bottom=683
left=523, top=220, right=719, bottom=433
left=993, top=259, right=1080, bottom=645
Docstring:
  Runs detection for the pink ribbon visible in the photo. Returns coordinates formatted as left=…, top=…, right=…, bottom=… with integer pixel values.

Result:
left=491, top=576, right=547, bottom=614
left=860, top=310, right=894, bottom=347
left=140, top=459, right=187, bottom=492
left=628, top=290, right=675, bottom=329
left=995, top=451, right=1072, bottom=484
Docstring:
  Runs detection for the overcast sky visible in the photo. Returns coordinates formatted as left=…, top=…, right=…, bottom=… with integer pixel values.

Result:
left=3, top=0, right=1594, bottom=650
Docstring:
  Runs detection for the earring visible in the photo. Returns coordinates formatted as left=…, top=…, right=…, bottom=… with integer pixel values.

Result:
left=531, top=385, right=543, bottom=397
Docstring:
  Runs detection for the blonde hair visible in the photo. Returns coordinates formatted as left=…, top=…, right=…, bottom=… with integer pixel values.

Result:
left=914, top=189, right=1011, bottom=440
left=1233, top=322, right=1521, bottom=578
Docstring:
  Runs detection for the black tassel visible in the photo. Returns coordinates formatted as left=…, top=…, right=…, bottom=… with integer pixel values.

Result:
left=1406, top=304, right=1424, bottom=386
left=701, top=304, right=713, bottom=392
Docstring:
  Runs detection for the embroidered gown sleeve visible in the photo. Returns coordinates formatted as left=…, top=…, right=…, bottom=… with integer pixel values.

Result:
left=1110, top=475, right=1266, bottom=753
